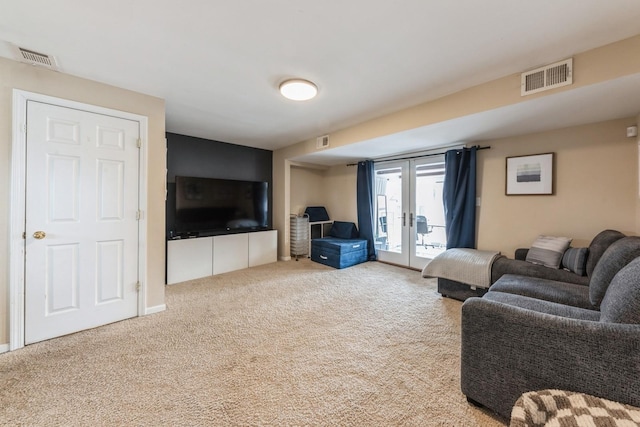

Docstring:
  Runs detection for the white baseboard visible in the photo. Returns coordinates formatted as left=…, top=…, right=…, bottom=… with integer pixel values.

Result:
left=0, top=343, right=9, bottom=354
left=279, top=256, right=292, bottom=261
left=144, top=304, right=166, bottom=315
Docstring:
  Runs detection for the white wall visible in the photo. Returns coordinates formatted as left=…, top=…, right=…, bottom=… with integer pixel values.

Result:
left=290, top=164, right=357, bottom=225
left=290, top=166, right=326, bottom=216
left=477, top=118, right=639, bottom=256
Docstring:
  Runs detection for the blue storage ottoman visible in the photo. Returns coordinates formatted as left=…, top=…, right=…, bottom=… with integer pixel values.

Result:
left=311, top=237, right=368, bottom=269
left=310, top=221, right=368, bottom=269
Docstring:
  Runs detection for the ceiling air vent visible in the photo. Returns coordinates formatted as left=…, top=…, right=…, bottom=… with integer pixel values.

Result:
left=16, top=47, right=59, bottom=71
left=316, top=135, right=329, bottom=149
left=521, top=58, right=572, bottom=96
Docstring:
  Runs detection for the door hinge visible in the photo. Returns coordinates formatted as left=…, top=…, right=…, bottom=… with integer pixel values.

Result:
left=136, top=281, right=141, bottom=291
left=137, top=138, right=142, bottom=148
left=136, top=210, right=143, bottom=220
left=22, top=231, right=26, bottom=239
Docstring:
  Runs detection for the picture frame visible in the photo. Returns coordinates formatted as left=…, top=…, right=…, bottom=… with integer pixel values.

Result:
left=505, top=152, right=554, bottom=195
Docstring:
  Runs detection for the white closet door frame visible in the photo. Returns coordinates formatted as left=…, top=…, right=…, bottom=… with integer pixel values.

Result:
left=9, top=90, right=149, bottom=351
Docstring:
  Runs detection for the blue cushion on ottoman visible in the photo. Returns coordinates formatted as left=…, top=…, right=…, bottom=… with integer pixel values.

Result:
left=329, top=221, right=359, bottom=239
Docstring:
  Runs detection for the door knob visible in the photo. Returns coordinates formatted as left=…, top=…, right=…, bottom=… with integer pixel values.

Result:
left=33, top=231, right=46, bottom=240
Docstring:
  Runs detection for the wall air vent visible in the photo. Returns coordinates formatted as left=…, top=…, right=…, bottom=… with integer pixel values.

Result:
left=16, top=47, right=59, bottom=71
left=316, top=135, right=329, bottom=149
left=521, top=58, right=572, bottom=96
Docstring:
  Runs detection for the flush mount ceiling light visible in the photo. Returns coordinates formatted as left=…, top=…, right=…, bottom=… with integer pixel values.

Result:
left=279, top=79, right=318, bottom=101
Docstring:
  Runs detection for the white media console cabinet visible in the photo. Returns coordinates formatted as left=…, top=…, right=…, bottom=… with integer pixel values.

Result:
left=166, top=230, right=277, bottom=284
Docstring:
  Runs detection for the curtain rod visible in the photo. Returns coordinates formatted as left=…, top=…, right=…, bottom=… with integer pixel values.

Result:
left=346, top=145, right=490, bottom=166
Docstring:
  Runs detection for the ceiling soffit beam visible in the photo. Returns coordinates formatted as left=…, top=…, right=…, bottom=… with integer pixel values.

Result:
left=276, top=34, right=640, bottom=160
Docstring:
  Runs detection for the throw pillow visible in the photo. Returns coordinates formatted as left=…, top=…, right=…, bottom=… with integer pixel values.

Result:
left=525, top=235, right=572, bottom=269
left=561, top=247, right=589, bottom=276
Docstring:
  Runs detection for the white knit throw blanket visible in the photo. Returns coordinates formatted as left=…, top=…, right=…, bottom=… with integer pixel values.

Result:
left=421, top=248, right=501, bottom=289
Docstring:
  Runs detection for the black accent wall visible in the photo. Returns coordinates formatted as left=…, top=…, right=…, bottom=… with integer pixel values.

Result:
left=166, top=132, right=273, bottom=239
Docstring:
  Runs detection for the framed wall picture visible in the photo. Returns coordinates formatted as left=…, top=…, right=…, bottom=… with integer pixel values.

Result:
left=506, top=152, right=554, bottom=195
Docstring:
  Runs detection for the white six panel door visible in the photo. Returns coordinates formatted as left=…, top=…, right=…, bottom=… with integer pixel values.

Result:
left=25, top=101, right=140, bottom=344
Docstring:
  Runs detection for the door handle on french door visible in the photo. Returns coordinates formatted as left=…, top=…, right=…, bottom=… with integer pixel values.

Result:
left=33, top=231, right=46, bottom=240
left=403, top=212, right=406, bottom=226
left=409, top=213, right=414, bottom=227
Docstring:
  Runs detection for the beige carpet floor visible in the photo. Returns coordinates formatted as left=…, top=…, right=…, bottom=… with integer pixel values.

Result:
left=1, top=259, right=507, bottom=426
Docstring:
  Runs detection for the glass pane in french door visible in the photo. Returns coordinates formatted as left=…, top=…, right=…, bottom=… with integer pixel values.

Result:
left=374, top=162, right=410, bottom=266
left=375, top=166, right=402, bottom=254
left=413, top=159, right=447, bottom=261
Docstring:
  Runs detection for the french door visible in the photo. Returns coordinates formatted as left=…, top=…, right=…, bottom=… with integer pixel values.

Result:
left=374, top=157, right=447, bottom=269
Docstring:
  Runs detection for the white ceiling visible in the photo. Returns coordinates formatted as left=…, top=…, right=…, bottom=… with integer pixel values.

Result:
left=2, top=1, right=640, bottom=163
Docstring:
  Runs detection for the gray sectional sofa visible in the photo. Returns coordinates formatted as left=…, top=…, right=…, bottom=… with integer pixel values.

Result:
left=490, top=229, right=626, bottom=286
left=460, top=230, right=640, bottom=419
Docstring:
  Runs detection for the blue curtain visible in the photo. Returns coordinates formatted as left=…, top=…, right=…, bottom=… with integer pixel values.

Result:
left=357, top=160, right=377, bottom=260
left=443, top=147, right=477, bottom=249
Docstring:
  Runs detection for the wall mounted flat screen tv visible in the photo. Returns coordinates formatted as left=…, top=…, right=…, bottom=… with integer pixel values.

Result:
left=175, top=176, right=269, bottom=235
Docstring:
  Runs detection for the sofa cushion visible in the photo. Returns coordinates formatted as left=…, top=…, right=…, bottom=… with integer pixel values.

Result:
left=489, top=274, right=593, bottom=309
left=525, top=235, right=572, bottom=268
left=561, top=247, right=588, bottom=276
left=484, top=291, right=600, bottom=321
left=490, top=256, right=590, bottom=286
left=600, top=257, right=640, bottom=324
left=328, top=221, right=359, bottom=239
left=589, top=236, right=640, bottom=308
left=585, top=229, right=625, bottom=277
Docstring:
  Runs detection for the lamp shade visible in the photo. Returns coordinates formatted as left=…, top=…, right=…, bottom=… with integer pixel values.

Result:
left=279, top=79, right=318, bottom=101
